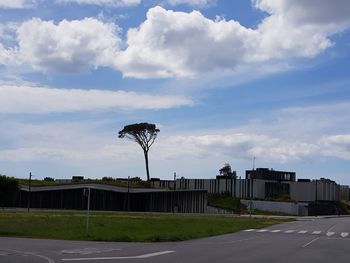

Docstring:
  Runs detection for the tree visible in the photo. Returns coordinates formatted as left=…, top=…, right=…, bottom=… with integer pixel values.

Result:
left=118, top=123, right=160, bottom=181
left=44, top=177, right=55, bottom=182
left=0, top=175, right=19, bottom=208
left=219, top=163, right=237, bottom=178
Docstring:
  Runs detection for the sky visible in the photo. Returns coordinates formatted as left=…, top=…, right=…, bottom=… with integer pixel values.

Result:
left=0, top=0, right=350, bottom=184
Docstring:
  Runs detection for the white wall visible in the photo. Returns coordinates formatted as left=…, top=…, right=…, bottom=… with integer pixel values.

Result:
left=241, top=199, right=308, bottom=216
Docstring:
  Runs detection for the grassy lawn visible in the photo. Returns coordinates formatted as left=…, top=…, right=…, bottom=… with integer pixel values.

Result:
left=0, top=211, right=287, bottom=242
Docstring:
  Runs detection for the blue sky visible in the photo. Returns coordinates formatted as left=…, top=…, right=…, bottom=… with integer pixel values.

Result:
left=0, top=0, right=350, bottom=184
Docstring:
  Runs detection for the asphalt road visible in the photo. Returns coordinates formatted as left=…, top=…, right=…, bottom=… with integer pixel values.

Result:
left=1, top=216, right=350, bottom=263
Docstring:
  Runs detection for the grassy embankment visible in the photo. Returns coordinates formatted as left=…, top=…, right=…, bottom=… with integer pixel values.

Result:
left=0, top=211, right=287, bottom=242
left=207, top=193, right=246, bottom=213
left=207, top=193, right=294, bottom=216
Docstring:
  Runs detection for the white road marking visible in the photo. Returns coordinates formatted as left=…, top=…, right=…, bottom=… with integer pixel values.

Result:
left=312, top=231, right=322, bottom=235
left=326, top=232, right=335, bottom=237
left=228, top=237, right=259, bottom=244
left=270, top=230, right=281, bottom=233
left=244, top=229, right=256, bottom=232
left=285, top=230, right=295, bottom=233
left=302, top=237, right=320, bottom=248
left=298, top=230, right=308, bottom=234
left=326, top=224, right=337, bottom=233
left=3, top=249, right=55, bottom=263
left=256, top=229, right=269, bottom=233
left=62, top=248, right=120, bottom=255
left=340, top=232, right=349, bottom=238
left=61, top=250, right=175, bottom=261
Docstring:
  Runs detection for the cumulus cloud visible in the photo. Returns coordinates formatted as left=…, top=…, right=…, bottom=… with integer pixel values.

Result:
left=16, top=18, right=120, bottom=72
left=57, top=0, right=140, bottom=7
left=0, top=85, right=193, bottom=113
left=116, top=7, right=257, bottom=78
left=115, top=1, right=350, bottom=78
left=253, top=0, right=350, bottom=27
left=250, top=0, right=350, bottom=61
left=2, top=1, right=350, bottom=77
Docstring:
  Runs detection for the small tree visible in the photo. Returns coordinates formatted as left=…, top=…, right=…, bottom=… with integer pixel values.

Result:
left=0, top=175, right=19, bottom=208
left=219, top=163, right=237, bottom=178
left=118, top=123, right=160, bottom=181
left=44, top=177, right=55, bottom=182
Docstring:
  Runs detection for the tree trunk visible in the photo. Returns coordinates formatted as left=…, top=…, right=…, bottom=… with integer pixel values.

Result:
left=144, top=150, right=150, bottom=181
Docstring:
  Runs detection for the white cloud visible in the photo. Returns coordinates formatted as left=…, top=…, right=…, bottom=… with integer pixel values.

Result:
left=154, top=133, right=319, bottom=162
left=116, top=1, right=350, bottom=78
left=0, top=128, right=331, bottom=163
left=16, top=18, right=121, bottom=72
left=320, top=135, right=350, bottom=160
left=2, top=1, right=350, bottom=77
left=0, top=85, right=193, bottom=113
left=0, top=44, right=17, bottom=65
left=0, top=120, right=143, bottom=163
left=253, top=0, right=350, bottom=27
left=250, top=0, right=350, bottom=61
left=57, top=0, right=140, bottom=7
left=116, top=7, right=257, bottom=78
left=0, top=0, right=36, bottom=9
left=1, top=101, right=350, bottom=179
left=166, top=0, right=215, bottom=7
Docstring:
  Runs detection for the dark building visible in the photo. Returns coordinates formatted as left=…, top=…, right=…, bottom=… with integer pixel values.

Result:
left=245, top=168, right=296, bottom=198
left=15, top=184, right=207, bottom=213
left=245, top=168, right=296, bottom=182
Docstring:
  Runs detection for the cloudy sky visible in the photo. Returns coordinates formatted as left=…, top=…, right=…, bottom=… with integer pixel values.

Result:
left=1, top=0, right=350, bottom=184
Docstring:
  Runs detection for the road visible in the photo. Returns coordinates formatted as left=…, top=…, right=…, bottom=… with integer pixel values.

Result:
left=1, top=216, right=350, bottom=262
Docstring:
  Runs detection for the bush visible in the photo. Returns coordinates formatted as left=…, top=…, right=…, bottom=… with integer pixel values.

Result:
left=0, top=175, right=19, bottom=207
left=44, top=177, right=55, bottom=182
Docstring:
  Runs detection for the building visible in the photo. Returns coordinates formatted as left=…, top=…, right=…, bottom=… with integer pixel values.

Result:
left=151, top=168, right=347, bottom=203
left=15, top=183, right=207, bottom=213
left=246, top=168, right=296, bottom=181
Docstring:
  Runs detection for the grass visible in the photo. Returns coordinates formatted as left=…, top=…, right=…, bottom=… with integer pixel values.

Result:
left=207, top=193, right=246, bottom=213
left=336, top=201, right=350, bottom=215
left=0, top=211, right=287, bottom=242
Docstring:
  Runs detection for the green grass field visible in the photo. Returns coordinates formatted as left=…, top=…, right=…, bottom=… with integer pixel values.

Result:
left=0, top=211, right=287, bottom=242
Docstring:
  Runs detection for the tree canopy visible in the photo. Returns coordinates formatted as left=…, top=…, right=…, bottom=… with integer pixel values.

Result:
left=0, top=175, right=19, bottom=208
left=219, top=163, right=237, bottom=178
left=118, top=123, right=160, bottom=181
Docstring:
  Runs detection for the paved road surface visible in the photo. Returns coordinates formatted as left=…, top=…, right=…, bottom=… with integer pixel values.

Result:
left=1, top=216, right=350, bottom=263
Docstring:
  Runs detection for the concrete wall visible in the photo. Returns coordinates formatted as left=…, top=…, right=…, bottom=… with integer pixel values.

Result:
left=241, top=199, right=308, bottom=216
left=151, top=178, right=344, bottom=202
left=290, top=181, right=340, bottom=202
left=206, top=205, right=236, bottom=214
left=151, top=178, right=253, bottom=198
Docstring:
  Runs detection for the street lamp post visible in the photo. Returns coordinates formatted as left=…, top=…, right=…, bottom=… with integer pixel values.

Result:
left=127, top=176, right=130, bottom=212
left=27, top=172, right=32, bottom=212
left=173, top=172, right=176, bottom=213
left=84, top=188, right=91, bottom=235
